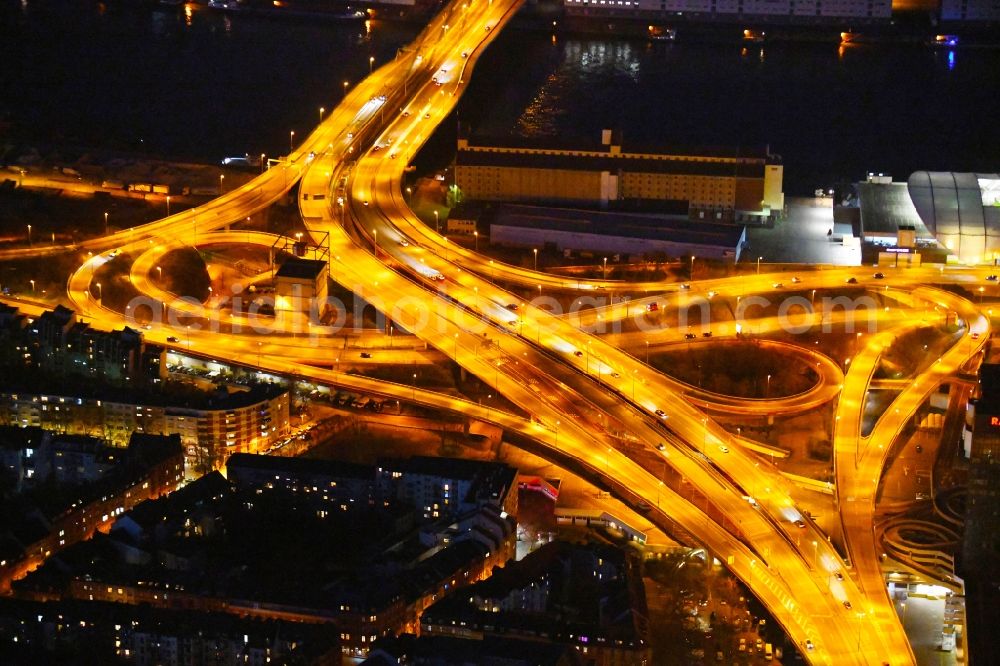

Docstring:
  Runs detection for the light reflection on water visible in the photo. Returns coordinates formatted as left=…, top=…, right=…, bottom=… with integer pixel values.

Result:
left=464, top=31, right=1000, bottom=194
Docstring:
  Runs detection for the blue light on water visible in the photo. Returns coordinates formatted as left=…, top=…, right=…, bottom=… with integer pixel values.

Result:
left=948, top=50, right=956, bottom=70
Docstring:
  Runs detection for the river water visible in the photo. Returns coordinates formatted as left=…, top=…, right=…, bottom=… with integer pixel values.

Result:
left=2, top=1, right=1000, bottom=195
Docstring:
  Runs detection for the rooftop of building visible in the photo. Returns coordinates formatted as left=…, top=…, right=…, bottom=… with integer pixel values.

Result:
left=421, top=540, right=642, bottom=645
left=227, top=452, right=373, bottom=481
left=908, top=171, right=1000, bottom=239
left=380, top=455, right=518, bottom=507
left=33, top=305, right=75, bottom=331
left=379, top=456, right=510, bottom=481
left=0, top=424, right=47, bottom=451
left=459, top=129, right=774, bottom=162
left=977, top=363, right=1000, bottom=415
left=469, top=540, right=621, bottom=600
left=116, top=470, right=231, bottom=535
left=0, top=376, right=287, bottom=412
left=458, top=146, right=767, bottom=179
left=491, top=204, right=746, bottom=247
left=275, top=257, right=327, bottom=280
left=364, top=633, right=578, bottom=666
left=857, top=179, right=934, bottom=237
left=48, top=433, right=106, bottom=454
left=0, top=597, right=339, bottom=654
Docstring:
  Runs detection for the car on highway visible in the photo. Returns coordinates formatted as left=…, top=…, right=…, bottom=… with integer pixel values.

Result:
left=360, top=352, right=372, bottom=359
left=573, top=350, right=584, bottom=357
left=646, top=302, right=659, bottom=312
left=680, top=283, right=691, bottom=290
left=461, top=51, right=468, bottom=58
left=432, top=77, right=442, bottom=86
left=654, top=409, right=667, bottom=418
left=398, top=239, right=409, bottom=247
left=430, top=273, right=445, bottom=281
left=805, top=640, right=814, bottom=651
left=718, top=445, right=729, bottom=453
left=772, top=282, right=783, bottom=289
left=484, top=24, right=492, bottom=31
left=791, top=276, right=801, bottom=283
left=846, top=277, right=858, bottom=284
left=424, top=112, right=431, bottom=119
left=842, top=600, right=852, bottom=610
left=684, top=332, right=697, bottom=339
left=794, top=519, right=807, bottom=528
left=988, top=275, right=998, bottom=281
left=505, top=303, right=518, bottom=311
left=702, top=331, right=712, bottom=338
left=657, top=443, right=666, bottom=451
left=372, top=144, right=381, bottom=152
left=389, top=152, right=398, bottom=159
left=873, top=272, right=885, bottom=279
left=834, top=571, right=844, bottom=581
left=166, top=336, right=179, bottom=343
left=401, top=110, right=410, bottom=117
left=610, top=372, right=620, bottom=378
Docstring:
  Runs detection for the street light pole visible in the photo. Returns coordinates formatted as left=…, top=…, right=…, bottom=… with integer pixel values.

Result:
left=26, top=225, right=31, bottom=247
left=603, top=256, right=607, bottom=280
left=434, top=210, right=439, bottom=233
left=166, top=195, right=171, bottom=217
left=289, top=130, right=295, bottom=154
left=319, top=106, right=325, bottom=123
left=369, top=56, right=375, bottom=73
left=474, top=230, right=478, bottom=252
left=104, top=211, right=109, bottom=235
left=757, top=256, right=762, bottom=274
left=533, top=248, right=538, bottom=272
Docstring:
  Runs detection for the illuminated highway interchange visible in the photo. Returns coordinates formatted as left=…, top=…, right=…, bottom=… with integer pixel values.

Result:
left=1, top=1, right=991, bottom=664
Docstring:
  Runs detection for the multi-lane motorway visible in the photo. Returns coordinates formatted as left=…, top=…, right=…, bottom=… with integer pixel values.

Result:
left=0, top=0, right=991, bottom=663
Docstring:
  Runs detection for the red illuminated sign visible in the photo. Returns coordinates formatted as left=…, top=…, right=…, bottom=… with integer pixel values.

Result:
left=991, top=416, right=1000, bottom=427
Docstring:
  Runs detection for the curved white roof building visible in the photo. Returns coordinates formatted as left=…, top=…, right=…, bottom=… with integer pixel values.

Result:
left=908, top=171, right=1000, bottom=263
